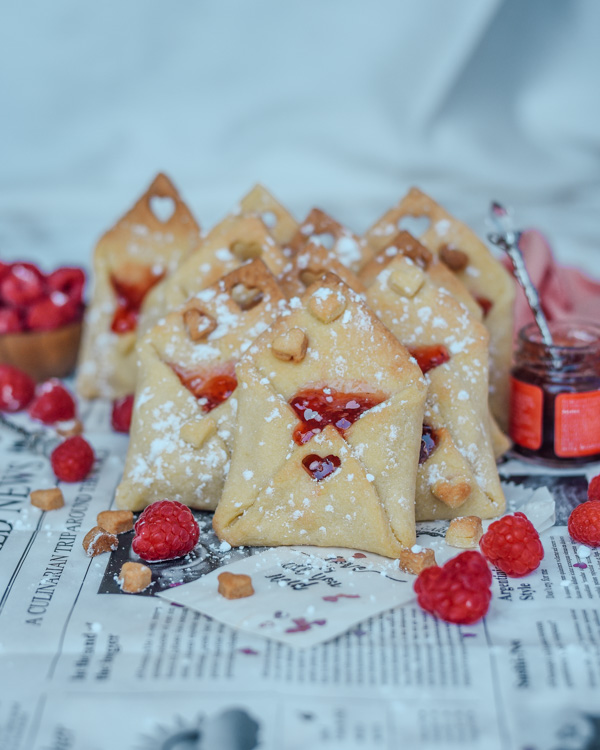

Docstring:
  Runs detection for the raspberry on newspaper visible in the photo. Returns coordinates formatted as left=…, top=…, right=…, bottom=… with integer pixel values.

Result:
left=28, top=379, right=76, bottom=424
left=568, top=501, right=600, bottom=548
left=480, top=512, right=544, bottom=577
left=414, top=550, right=492, bottom=625
left=51, top=436, right=95, bottom=483
left=132, top=500, right=200, bottom=562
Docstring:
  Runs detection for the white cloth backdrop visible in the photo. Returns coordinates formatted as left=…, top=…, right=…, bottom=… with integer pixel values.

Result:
left=1, top=0, right=599, bottom=273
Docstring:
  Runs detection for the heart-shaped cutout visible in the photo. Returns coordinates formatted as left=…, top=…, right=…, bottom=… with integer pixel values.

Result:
left=150, top=195, right=175, bottom=223
left=397, top=214, right=431, bottom=237
left=230, top=282, right=263, bottom=311
left=302, top=453, right=341, bottom=481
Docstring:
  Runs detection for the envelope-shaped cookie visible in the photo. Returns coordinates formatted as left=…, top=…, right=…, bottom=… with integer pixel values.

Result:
left=137, top=215, right=288, bottom=337
left=279, top=238, right=366, bottom=299
left=236, top=184, right=299, bottom=246
left=286, top=208, right=369, bottom=272
left=77, top=173, right=201, bottom=399
left=115, top=260, right=286, bottom=512
left=360, top=230, right=510, bottom=460
left=213, top=274, right=427, bottom=557
left=364, top=187, right=515, bottom=430
left=365, top=249, right=505, bottom=521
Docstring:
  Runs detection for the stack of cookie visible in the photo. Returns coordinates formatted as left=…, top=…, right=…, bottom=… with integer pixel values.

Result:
left=77, top=175, right=515, bottom=564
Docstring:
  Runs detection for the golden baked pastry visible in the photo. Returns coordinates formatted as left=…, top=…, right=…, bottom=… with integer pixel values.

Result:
left=279, top=238, right=366, bottom=299
left=77, top=173, right=200, bottom=398
left=237, top=184, right=299, bottom=246
left=365, top=240, right=506, bottom=521
left=286, top=208, right=369, bottom=272
left=213, top=273, right=427, bottom=557
left=137, top=215, right=288, bottom=337
left=115, top=260, right=286, bottom=512
left=364, top=187, right=515, bottom=429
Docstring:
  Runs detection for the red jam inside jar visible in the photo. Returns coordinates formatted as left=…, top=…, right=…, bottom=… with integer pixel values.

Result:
left=171, top=364, right=237, bottom=413
left=510, top=321, right=600, bottom=465
left=290, top=388, right=385, bottom=445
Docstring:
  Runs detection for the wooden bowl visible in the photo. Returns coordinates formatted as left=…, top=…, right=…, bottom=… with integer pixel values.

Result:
left=0, top=321, right=82, bottom=382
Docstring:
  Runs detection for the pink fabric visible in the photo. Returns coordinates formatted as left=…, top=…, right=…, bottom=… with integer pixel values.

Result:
left=504, top=229, right=600, bottom=337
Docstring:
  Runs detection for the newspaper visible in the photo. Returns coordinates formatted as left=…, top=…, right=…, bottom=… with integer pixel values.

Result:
left=1, top=399, right=599, bottom=750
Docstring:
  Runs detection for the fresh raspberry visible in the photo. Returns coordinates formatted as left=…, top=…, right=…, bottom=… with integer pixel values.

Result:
left=111, top=394, right=134, bottom=433
left=47, top=267, right=85, bottom=304
left=132, top=500, right=200, bottom=562
left=51, top=435, right=95, bottom=482
left=414, top=550, right=492, bottom=625
left=588, top=475, right=600, bottom=502
left=480, top=512, right=543, bottom=577
left=0, top=307, right=23, bottom=333
left=0, top=364, right=35, bottom=412
left=29, top=379, right=76, bottom=424
left=25, top=293, right=79, bottom=331
left=568, top=501, right=600, bottom=548
left=0, top=263, right=45, bottom=306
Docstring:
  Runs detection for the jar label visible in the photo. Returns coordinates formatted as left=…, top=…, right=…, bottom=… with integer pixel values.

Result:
left=510, top=378, right=543, bottom=450
left=555, top=390, right=600, bottom=457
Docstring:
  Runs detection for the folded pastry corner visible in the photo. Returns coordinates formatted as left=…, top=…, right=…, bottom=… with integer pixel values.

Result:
left=237, top=184, right=299, bottom=246
left=115, top=259, right=286, bottom=512
left=137, top=214, right=288, bottom=337
left=286, top=208, right=369, bottom=272
left=365, top=240, right=505, bottom=521
left=213, top=273, right=427, bottom=557
left=77, top=173, right=201, bottom=399
left=364, top=187, right=515, bottom=430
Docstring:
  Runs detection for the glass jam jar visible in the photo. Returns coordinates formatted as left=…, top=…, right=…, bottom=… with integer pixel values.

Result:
left=510, top=321, right=600, bottom=465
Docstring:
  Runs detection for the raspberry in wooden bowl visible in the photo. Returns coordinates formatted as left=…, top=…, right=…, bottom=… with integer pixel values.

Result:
left=0, top=262, right=85, bottom=382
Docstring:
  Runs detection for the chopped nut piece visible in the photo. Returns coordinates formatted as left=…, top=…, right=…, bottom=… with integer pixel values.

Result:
left=179, top=418, right=216, bottom=449
left=83, top=526, right=118, bottom=557
left=97, top=509, right=134, bottom=535
left=55, top=419, right=84, bottom=438
left=30, top=488, right=64, bottom=511
left=307, top=288, right=346, bottom=323
left=397, top=546, right=436, bottom=575
left=432, top=478, right=472, bottom=508
left=440, top=244, right=469, bottom=272
left=271, top=328, right=308, bottom=363
left=118, top=562, right=152, bottom=593
left=445, top=516, right=483, bottom=549
left=183, top=308, right=217, bottom=342
left=388, top=261, right=425, bottom=298
left=218, top=571, right=255, bottom=600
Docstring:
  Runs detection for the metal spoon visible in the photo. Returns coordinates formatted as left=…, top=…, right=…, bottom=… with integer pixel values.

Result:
left=487, top=201, right=554, bottom=347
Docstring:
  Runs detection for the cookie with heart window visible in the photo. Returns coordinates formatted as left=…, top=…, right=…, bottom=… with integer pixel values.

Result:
left=76, top=173, right=201, bottom=399
left=213, top=273, right=427, bottom=558
left=364, top=236, right=506, bottom=521
left=285, top=207, right=369, bottom=272
left=236, top=183, right=299, bottom=246
left=364, top=187, right=515, bottom=430
left=115, top=260, right=286, bottom=512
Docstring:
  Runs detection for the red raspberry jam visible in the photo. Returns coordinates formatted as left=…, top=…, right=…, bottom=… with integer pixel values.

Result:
left=110, top=267, right=165, bottom=333
left=290, top=388, right=385, bottom=445
left=302, top=454, right=341, bottom=481
left=171, top=364, right=237, bottom=413
left=510, top=321, right=600, bottom=465
left=419, top=424, right=439, bottom=464
left=475, top=296, right=493, bottom=318
left=408, top=345, right=450, bottom=375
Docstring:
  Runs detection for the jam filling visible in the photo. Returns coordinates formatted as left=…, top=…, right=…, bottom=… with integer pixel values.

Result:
left=171, top=364, right=237, bottom=413
left=290, top=388, right=385, bottom=445
left=110, top=267, right=165, bottom=333
left=419, top=424, right=439, bottom=464
left=475, top=296, right=493, bottom=318
left=302, top=453, right=341, bottom=481
left=408, top=345, right=451, bottom=375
